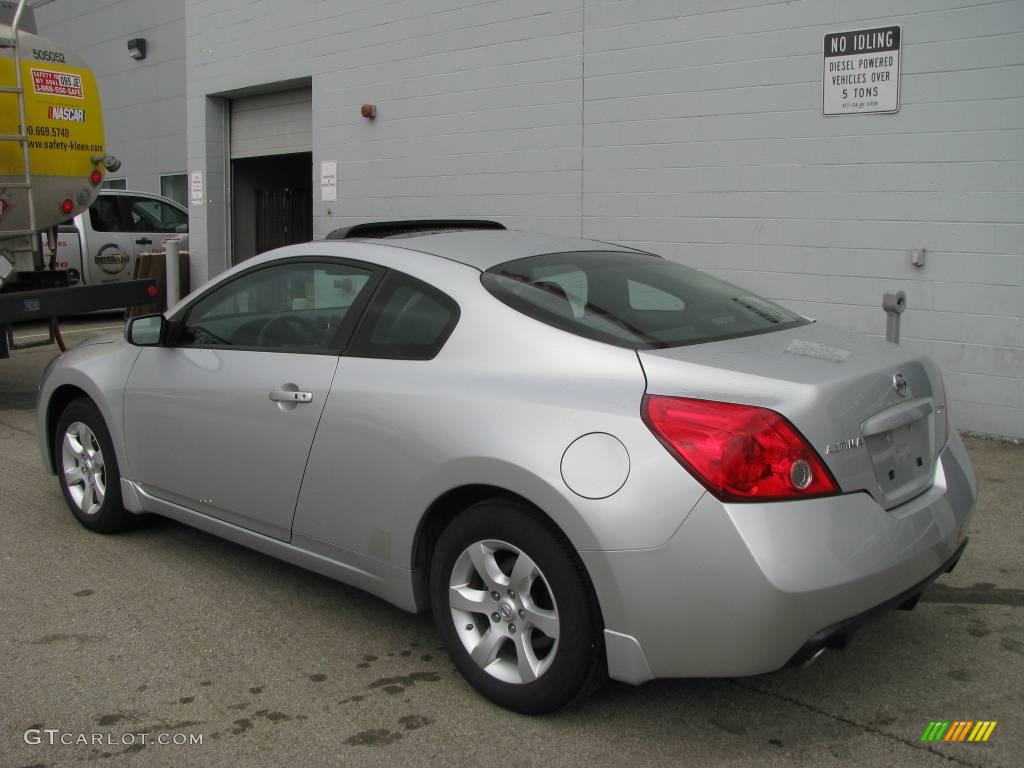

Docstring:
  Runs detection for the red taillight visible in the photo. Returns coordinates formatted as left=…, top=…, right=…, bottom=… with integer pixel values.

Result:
left=642, top=395, right=839, bottom=502
left=89, top=169, right=103, bottom=186
left=60, top=198, right=74, bottom=215
left=146, top=284, right=158, bottom=298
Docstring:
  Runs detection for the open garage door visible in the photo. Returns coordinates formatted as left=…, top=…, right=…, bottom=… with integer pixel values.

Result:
left=230, top=89, right=312, bottom=159
left=230, top=88, right=313, bottom=264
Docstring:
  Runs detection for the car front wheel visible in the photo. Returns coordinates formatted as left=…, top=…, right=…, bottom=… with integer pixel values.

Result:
left=430, top=499, right=606, bottom=714
left=54, top=399, right=131, bottom=533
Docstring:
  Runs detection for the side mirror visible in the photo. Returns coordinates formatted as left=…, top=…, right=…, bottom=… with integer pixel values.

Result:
left=126, top=313, right=166, bottom=346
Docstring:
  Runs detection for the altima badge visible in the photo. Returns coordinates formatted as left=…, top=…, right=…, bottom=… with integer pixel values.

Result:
left=824, top=436, right=864, bottom=455
left=893, top=371, right=910, bottom=398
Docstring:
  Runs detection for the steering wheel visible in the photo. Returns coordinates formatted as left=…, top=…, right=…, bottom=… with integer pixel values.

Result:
left=256, top=314, right=320, bottom=348
left=186, top=325, right=231, bottom=346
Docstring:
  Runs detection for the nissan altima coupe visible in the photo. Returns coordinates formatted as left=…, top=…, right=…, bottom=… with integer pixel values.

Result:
left=38, top=220, right=976, bottom=713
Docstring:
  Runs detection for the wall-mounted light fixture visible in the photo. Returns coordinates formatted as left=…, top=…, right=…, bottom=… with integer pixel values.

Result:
left=127, top=38, right=147, bottom=60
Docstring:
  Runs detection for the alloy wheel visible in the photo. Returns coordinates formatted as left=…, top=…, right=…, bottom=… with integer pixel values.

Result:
left=448, top=539, right=560, bottom=684
left=61, top=421, right=106, bottom=515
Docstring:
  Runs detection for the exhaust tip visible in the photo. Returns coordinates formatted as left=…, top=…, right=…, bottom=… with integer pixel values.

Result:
left=802, top=646, right=828, bottom=668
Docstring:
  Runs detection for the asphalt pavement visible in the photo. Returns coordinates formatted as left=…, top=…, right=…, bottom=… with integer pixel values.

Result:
left=1, top=317, right=1020, bottom=768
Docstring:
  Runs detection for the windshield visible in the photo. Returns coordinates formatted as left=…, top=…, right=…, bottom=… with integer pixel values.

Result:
left=482, top=251, right=807, bottom=350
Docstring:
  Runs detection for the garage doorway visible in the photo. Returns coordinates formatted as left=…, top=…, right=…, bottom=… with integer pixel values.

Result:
left=229, top=87, right=313, bottom=265
left=232, top=153, right=313, bottom=263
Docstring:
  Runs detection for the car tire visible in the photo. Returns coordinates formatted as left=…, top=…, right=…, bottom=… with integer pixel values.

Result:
left=430, top=498, right=606, bottom=714
left=54, top=398, right=132, bottom=534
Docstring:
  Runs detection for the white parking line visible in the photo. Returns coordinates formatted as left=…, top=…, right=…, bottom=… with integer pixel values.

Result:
left=13, top=325, right=124, bottom=341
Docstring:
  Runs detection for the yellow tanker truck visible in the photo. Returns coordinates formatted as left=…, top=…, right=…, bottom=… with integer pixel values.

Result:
left=0, top=0, right=155, bottom=358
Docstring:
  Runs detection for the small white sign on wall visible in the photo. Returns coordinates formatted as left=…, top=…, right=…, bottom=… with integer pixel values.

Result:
left=320, top=161, right=337, bottom=202
left=823, top=26, right=901, bottom=115
left=190, top=171, right=204, bottom=206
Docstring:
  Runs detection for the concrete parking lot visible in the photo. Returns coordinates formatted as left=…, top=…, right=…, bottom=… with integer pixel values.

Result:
left=1, top=317, right=1021, bottom=768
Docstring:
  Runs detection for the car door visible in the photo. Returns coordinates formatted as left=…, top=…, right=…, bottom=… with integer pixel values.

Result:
left=122, top=194, right=189, bottom=258
left=292, top=270, right=462, bottom=562
left=85, top=194, right=136, bottom=284
left=123, top=257, right=380, bottom=541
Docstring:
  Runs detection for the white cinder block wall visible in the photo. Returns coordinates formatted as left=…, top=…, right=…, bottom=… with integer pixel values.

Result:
left=579, top=0, right=1023, bottom=439
left=34, top=0, right=186, bottom=196
left=185, top=0, right=1023, bottom=438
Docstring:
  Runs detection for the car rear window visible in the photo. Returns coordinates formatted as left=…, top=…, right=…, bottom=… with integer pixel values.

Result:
left=481, top=251, right=807, bottom=350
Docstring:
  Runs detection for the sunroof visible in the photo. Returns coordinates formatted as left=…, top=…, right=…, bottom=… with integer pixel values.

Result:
left=326, top=219, right=505, bottom=240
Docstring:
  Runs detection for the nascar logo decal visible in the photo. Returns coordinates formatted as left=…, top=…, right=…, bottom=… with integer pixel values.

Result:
left=47, top=105, right=86, bottom=122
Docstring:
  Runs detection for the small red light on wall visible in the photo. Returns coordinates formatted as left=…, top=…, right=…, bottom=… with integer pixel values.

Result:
left=360, top=103, right=376, bottom=119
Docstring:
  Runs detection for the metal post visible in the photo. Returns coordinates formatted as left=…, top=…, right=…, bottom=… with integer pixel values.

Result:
left=165, top=240, right=180, bottom=309
left=882, top=290, right=906, bottom=344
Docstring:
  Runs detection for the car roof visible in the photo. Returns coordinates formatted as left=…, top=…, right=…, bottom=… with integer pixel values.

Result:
left=167, top=230, right=653, bottom=317
left=100, top=189, right=174, bottom=199
left=339, top=230, right=647, bottom=271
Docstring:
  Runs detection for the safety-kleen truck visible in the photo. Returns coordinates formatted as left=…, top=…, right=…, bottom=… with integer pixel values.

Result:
left=0, top=0, right=156, bottom=358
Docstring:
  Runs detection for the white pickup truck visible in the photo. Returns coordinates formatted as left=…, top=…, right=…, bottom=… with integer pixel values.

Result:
left=44, top=189, right=188, bottom=286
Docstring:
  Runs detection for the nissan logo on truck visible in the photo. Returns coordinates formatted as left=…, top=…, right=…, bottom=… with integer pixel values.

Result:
left=94, top=243, right=130, bottom=276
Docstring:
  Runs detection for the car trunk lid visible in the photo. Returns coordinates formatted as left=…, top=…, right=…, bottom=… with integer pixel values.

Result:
left=637, top=322, right=947, bottom=509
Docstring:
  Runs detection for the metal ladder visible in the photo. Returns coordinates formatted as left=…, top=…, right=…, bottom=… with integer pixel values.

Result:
left=0, top=0, right=38, bottom=240
left=1, top=0, right=49, bottom=356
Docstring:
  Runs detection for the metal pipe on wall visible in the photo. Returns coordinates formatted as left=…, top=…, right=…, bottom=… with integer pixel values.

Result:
left=882, top=290, right=907, bottom=344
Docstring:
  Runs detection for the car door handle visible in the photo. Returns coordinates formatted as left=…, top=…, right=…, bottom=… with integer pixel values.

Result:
left=135, top=237, right=152, bottom=245
left=269, top=389, right=313, bottom=403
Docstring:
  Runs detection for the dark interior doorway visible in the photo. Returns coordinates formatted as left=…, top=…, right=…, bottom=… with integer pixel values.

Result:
left=231, top=152, right=312, bottom=265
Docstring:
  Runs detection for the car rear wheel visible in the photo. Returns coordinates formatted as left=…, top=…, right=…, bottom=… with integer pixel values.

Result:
left=430, top=499, right=606, bottom=713
left=55, top=399, right=131, bottom=533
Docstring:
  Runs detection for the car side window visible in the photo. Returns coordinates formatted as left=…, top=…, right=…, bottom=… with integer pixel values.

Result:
left=346, top=271, right=459, bottom=360
left=128, top=197, right=189, bottom=233
left=177, top=261, right=375, bottom=353
left=88, top=196, right=125, bottom=232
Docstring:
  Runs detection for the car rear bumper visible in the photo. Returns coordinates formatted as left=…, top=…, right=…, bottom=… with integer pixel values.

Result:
left=782, top=535, right=967, bottom=668
left=581, top=430, right=977, bottom=684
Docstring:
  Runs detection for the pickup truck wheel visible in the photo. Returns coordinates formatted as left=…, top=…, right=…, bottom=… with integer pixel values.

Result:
left=430, top=499, right=606, bottom=714
left=55, top=399, right=132, bottom=533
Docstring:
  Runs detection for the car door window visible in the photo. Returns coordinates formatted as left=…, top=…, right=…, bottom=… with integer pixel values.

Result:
left=178, top=261, right=375, bottom=353
left=127, top=197, right=188, bottom=233
left=88, top=196, right=126, bottom=232
left=346, top=271, right=459, bottom=360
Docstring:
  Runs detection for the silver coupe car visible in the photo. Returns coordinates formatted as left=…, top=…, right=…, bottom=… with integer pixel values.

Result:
left=38, top=220, right=977, bottom=713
